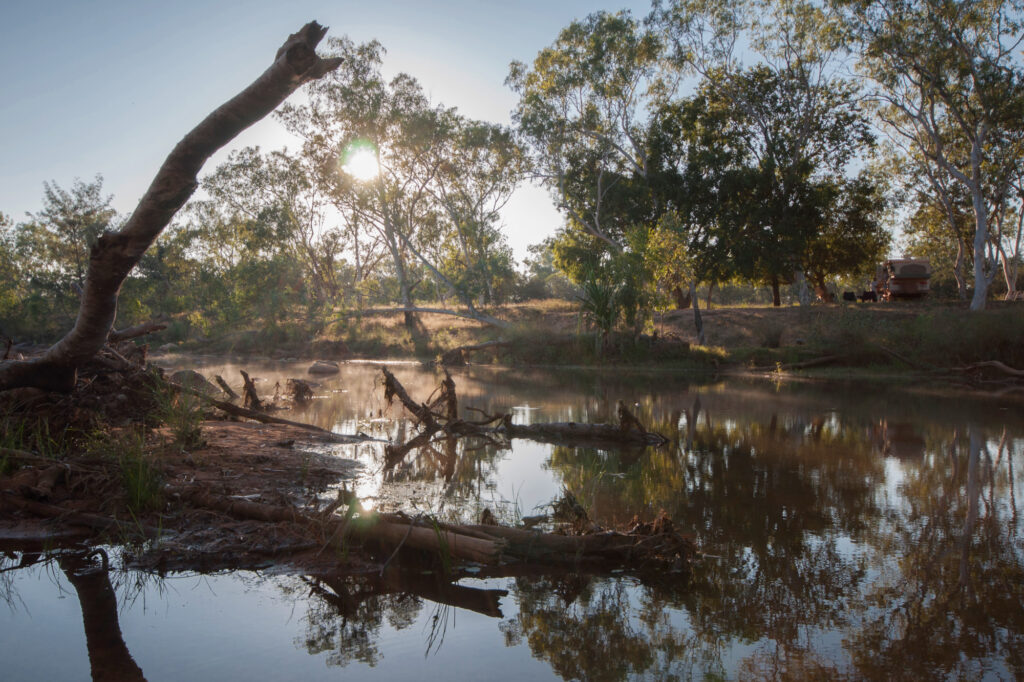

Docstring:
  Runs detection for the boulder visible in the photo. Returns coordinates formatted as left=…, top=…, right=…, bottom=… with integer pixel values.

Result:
left=170, top=369, right=218, bottom=395
left=308, top=360, right=340, bottom=375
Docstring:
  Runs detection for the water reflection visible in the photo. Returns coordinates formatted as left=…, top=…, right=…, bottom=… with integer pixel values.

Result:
left=3, top=361, right=1022, bottom=679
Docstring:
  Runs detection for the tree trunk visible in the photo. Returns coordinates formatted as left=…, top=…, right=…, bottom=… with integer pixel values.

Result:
left=810, top=271, right=834, bottom=302
left=61, top=555, right=147, bottom=682
left=969, top=148, right=992, bottom=311
left=794, top=271, right=811, bottom=306
left=689, top=280, right=705, bottom=346
left=671, top=285, right=691, bottom=310
left=954, top=235, right=968, bottom=301
left=0, top=22, right=343, bottom=392
left=771, top=275, right=782, bottom=307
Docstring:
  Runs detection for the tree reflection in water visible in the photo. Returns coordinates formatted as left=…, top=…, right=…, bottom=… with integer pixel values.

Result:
left=2, top=377, right=1021, bottom=680
left=532, top=407, right=1024, bottom=680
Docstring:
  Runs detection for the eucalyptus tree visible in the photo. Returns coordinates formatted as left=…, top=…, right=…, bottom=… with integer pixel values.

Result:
left=3, top=177, right=119, bottom=331
left=0, top=212, right=21, bottom=336
left=198, top=146, right=343, bottom=304
left=429, top=120, right=525, bottom=304
left=652, top=0, right=876, bottom=305
left=508, top=10, right=663, bottom=254
left=831, top=0, right=1024, bottom=309
left=278, top=37, right=439, bottom=328
left=280, top=38, right=514, bottom=328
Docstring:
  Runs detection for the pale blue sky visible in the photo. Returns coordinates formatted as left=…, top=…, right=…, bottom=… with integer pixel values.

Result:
left=1, top=0, right=652, bottom=260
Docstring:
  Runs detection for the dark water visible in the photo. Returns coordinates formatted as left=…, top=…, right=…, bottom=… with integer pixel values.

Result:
left=2, top=359, right=1022, bottom=681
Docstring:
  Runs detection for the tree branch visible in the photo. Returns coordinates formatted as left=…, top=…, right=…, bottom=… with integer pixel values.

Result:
left=0, top=22, right=343, bottom=392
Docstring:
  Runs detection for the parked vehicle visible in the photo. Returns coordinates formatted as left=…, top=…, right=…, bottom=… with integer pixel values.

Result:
left=875, top=259, right=931, bottom=300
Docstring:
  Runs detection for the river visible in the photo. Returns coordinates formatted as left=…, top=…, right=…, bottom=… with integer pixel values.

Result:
left=2, top=358, right=1022, bottom=680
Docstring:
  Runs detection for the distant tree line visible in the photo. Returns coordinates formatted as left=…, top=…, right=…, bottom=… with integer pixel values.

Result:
left=2, top=0, right=1023, bottom=344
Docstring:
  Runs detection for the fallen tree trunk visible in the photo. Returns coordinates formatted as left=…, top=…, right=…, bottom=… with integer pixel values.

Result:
left=333, top=307, right=509, bottom=329
left=174, top=489, right=692, bottom=572
left=440, top=339, right=513, bottom=366
left=499, top=420, right=669, bottom=446
left=954, top=360, right=1024, bottom=378
left=0, top=493, right=163, bottom=538
left=0, top=22, right=343, bottom=393
left=107, top=320, right=168, bottom=343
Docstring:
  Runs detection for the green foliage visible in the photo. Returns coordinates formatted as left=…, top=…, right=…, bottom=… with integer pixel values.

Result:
left=118, top=429, right=164, bottom=514
left=0, top=409, right=72, bottom=457
left=153, top=384, right=205, bottom=452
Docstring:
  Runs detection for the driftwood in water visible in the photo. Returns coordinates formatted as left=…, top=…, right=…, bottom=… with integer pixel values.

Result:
left=286, top=378, right=315, bottom=403
left=169, top=381, right=372, bottom=444
left=954, top=360, right=1024, bottom=378
left=240, top=370, right=262, bottom=410
left=500, top=420, right=667, bottom=446
left=499, top=400, right=668, bottom=447
left=176, top=489, right=693, bottom=573
left=213, top=374, right=239, bottom=400
left=380, top=367, right=668, bottom=448
left=182, top=489, right=504, bottom=564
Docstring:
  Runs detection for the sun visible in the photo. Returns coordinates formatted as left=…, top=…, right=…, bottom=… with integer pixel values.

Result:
left=342, top=142, right=380, bottom=181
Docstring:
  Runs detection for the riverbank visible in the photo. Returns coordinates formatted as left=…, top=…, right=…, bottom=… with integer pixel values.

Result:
left=156, top=299, right=1024, bottom=376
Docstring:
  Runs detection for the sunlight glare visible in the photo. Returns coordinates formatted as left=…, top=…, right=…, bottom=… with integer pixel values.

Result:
left=342, top=143, right=380, bottom=182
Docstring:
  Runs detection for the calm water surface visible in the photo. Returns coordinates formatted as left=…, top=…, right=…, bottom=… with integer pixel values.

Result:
left=2, top=358, right=1022, bottom=681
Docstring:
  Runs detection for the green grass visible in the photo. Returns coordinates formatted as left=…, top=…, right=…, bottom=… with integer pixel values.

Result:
left=151, top=383, right=205, bottom=452
left=86, top=427, right=164, bottom=514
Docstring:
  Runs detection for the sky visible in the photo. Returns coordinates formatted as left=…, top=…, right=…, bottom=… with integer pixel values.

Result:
left=1, top=0, right=653, bottom=261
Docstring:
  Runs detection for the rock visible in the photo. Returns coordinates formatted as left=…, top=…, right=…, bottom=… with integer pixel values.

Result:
left=286, top=378, right=315, bottom=403
left=308, top=361, right=340, bottom=375
left=170, top=369, right=218, bottom=395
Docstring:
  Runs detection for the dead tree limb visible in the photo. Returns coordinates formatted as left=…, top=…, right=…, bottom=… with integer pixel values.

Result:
left=0, top=22, right=343, bottom=393
left=499, top=418, right=668, bottom=446
left=214, top=374, right=240, bottom=400
left=440, top=339, right=512, bottom=366
left=380, top=367, right=669, bottom=453
left=239, top=370, right=263, bottom=410
left=107, top=320, right=168, bottom=343
left=0, top=493, right=162, bottom=538
left=333, top=307, right=509, bottom=329
left=954, top=360, right=1024, bottom=378
left=169, top=381, right=374, bottom=444
left=381, top=367, right=440, bottom=428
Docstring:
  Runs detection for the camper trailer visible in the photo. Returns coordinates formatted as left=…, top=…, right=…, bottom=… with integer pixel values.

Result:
left=875, top=259, right=931, bottom=300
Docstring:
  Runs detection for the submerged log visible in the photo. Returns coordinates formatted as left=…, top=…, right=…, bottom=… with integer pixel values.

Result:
left=499, top=417, right=668, bottom=446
